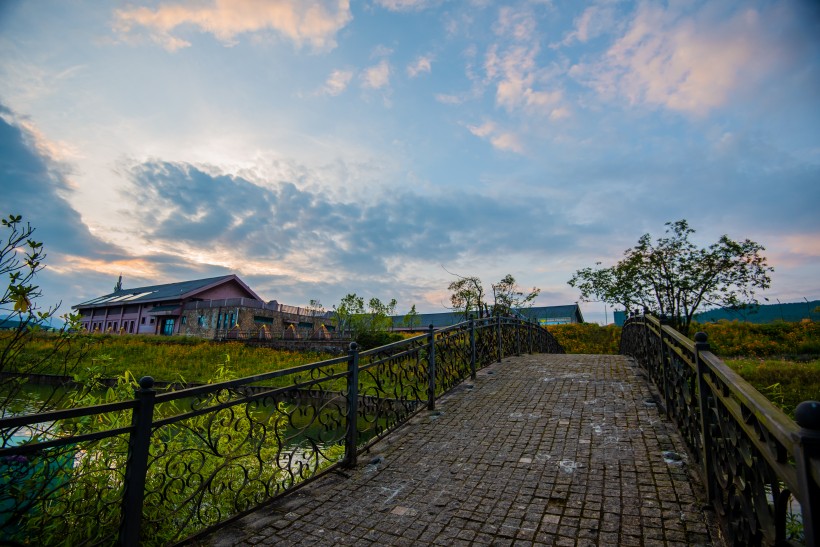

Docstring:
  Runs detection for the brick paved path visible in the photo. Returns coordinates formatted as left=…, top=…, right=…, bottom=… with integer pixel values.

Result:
left=196, top=354, right=723, bottom=546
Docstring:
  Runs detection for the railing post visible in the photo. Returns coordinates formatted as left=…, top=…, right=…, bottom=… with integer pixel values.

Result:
left=469, top=316, right=476, bottom=380
left=657, top=316, right=671, bottom=419
left=795, top=400, right=820, bottom=547
left=528, top=321, right=533, bottom=354
left=496, top=316, right=502, bottom=363
left=694, top=332, right=715, bottom=503
left=119, top=376, right=156, bottom=547
left=427, top=324, right=436, bottom=410
left=344, top=342, right=360, bottom=467
left=515, top=320, right=521, bottom=357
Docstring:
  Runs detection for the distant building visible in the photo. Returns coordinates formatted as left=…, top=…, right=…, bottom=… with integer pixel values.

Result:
left=72, top=275, right=331, bottom=338
left=392, top=304, right=584, bottom=331
left=613, top=300, right=819, bottom=326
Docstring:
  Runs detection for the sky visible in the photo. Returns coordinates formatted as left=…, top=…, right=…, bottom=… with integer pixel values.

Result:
left=1, top=0, right=819, bottom=326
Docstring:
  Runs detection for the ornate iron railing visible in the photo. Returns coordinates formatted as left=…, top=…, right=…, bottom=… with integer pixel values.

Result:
left=620, top=314, right=820, bottom=546
left=0, top=317, right=563, bottom=546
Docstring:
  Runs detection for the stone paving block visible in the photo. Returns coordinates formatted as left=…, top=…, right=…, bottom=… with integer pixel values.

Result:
left=194, top=354, right=724, bottom=547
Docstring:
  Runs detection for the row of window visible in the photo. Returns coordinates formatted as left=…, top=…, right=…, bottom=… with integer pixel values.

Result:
left=82, top=317, right=155, bottom=332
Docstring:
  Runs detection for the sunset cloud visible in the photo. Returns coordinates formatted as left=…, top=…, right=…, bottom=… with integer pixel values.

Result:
left=570, top=2, right=796, bottom=115
left=114, top=0, right=353, bottom=51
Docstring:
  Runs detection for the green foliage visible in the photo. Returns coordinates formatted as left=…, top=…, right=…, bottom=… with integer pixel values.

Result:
left=332, top=293, right=396, bottom=341
left=402, top=304, right=420, bottom=330
left=447, top=272, right=540, bottom=321
left=547, top=323, right=622, bottom=354
left=569, top=220, right=773, bottom=335
left=447, top=274, right=488, bottom=320
left=723, top=358, right=820, bottom=418
left=1, top=214, right=92, bottom=411
left=491, top=274, right=540, bottom=317
left=692, top=320, right=820, bottom=358
left=355, top=331, right=405, bottom=350
left=2, top=333, right=334, bottom=384
left=11, top=362, right=344, bottom=544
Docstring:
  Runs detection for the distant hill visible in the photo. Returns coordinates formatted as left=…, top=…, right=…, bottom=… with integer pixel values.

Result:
left=694, top=300, right=819, bottom=324
left=0, top=315, right=64, bottom=331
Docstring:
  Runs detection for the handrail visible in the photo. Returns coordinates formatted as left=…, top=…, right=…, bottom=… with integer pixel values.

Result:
left=0, top=316, right=563, bottom=546
left=620, top=313, right=820, bottom=546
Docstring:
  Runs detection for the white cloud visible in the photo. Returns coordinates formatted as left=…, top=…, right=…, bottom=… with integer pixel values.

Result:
left=362, top=59, right=391, bottom=89
left=467, top=121, right=524, bottom=154
left=320, top=69, right=353, bottom=95
left=484, top=43, right=566, bottom=118
left=570, top=2, right=791, bottom=115
left=374, top=0, right=438, bottom=12
left=494, top=6, right=537, bottom=41
left=556, top=3, right=619, bottom=47
left=407, top=55, right=433, bottom=78
left=114, top=0, right=353, bottom=52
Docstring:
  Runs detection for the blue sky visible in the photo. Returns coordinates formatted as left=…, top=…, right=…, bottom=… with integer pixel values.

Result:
left=1, top=0, right=818, bottom=325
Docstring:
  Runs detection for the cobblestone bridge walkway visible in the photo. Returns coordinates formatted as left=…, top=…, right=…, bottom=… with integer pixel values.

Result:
left=197, top=354, right=723, bottom=546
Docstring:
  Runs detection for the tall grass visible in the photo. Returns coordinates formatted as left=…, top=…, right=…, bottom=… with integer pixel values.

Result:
left=4, top=333, right=335, bottom=384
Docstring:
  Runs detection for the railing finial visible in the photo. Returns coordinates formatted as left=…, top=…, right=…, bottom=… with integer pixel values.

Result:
left=796, top=400, right=820, bottom=430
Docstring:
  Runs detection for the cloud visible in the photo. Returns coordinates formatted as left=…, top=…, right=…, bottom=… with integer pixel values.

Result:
left=120, top=160, right=582, bottom=285
left=569, top=2, right=808, bottom=115
left=319, top=68, right=353, bottom=95
left=406, top=55, right=432, bottom=78
left=374, top=0, right=438, bottom=12
left=113, top=0, right=353, bottom=52
left=482, top=9, right=567, bottom=119
left=556, top=3, right=620, bottom=47
left=361, top=59, right=391, bottom=89
left=0, top=106, right=119, bottom=259
left=466, top=121, right=524, bottom=154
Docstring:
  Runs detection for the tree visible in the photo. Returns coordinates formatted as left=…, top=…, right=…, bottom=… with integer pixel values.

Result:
left=491, top=274, right=540, bottom=318
left=332, top=293, right=398, bottom=340
left=402, top=304, right=421, bottom=330
left=568, top=220, right=773, bottom=335
left=1, top=214, right=85, bottom=411
left=447, top=275, right=489, bottom=321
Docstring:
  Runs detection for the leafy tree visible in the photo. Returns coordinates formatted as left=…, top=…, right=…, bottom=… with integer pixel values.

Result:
left=0, top=214, right=86, bottom=412
left=332, top=293, right=398, bottom=343
left=402, top=304, right=421, bottom=330
left=568, top=220, right=773, bottom=335
left=491, top=274, right=540, bottom=318
left=447, top=275, right=489, bottom=321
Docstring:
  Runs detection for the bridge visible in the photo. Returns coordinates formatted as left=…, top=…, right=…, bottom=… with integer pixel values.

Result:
left=0, top=316, right=817, bottom=546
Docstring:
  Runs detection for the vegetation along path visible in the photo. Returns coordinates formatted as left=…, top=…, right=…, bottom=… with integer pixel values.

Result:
left=195, top=354, right=722, bottom=546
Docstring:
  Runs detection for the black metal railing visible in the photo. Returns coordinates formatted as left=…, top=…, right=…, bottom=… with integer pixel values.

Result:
left=0, top=317, right=563, bottom=546
left=620, top=313, right=820, bottom=546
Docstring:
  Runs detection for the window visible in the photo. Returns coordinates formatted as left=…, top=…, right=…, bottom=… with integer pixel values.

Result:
left=150, top=318, right=155, bottom=324
left=129, top=321, right=134, bottom=333
left=181, top=316, right=187, bottom=325
left=198, top=315, right=205, bottom=327
left=254, top=316, right=273, bottom=325
left=141, top=317, right=146, bottom=325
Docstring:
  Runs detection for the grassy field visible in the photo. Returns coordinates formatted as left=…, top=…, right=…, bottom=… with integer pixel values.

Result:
left=4, top=322, right=818, bottom=417
left=3, top=333, right=335, bottom=385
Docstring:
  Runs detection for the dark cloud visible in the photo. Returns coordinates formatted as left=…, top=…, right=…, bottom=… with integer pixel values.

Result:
left=0, top=106, right=121, bottom=258
left=123, top=160, right=586, bottom=280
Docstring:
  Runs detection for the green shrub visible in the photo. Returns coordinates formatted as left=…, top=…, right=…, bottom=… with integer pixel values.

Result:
left=546, top=323, right=621, bottom=354
left=692, top=320, right=820, bottom=358
left=354, top=331, right=405, bottom=350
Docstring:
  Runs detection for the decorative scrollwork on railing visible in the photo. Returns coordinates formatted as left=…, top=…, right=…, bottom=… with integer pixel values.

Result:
left=621, top=314, right=819, bottom=546
left=0, top=316, right=565, bottom=546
